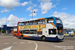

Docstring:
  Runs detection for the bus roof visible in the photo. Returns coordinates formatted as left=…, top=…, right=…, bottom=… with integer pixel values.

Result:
left=19, top=16, right=57, bottom=23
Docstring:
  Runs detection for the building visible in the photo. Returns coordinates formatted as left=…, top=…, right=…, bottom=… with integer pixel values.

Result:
left=0, top=25, right=13, bottom=33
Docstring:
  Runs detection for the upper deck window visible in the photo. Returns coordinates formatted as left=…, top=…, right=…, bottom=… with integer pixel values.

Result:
left=47, top=18, right=54, bottom=23
left=40, top=19, right=45, bottom=24
left=21, top=22, right=24, bottom=26
left=56, top=18, right=62, bottom=24
left=25, top=22, right=29, bottom=25
left=38, top=20, right=41, bottom=24
left=18, top=23, right=21, bottom=26
left=18, top=22, right=24, bottom=26
left=30, top=21, right=34, bottom=25
left=34, top=20, right=38, bottom=24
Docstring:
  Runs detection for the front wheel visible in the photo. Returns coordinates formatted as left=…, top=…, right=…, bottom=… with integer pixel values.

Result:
left=41, top=36, right=46, bottom=41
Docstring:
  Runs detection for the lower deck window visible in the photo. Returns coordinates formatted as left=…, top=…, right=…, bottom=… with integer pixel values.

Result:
left=37, top=32, right=42, bottom=35
left=30, top=30, right=37, bottom=34
left=21, top=30, right=37, bottom=34
left=14, top=31, right=17, bottom=33
left=23, top=30, right=30, bottom=34
left=49, top=29, right=56, bottom=35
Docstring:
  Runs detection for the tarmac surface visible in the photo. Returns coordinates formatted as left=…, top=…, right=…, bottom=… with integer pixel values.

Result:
left=0, top=35, right=75, bottom=50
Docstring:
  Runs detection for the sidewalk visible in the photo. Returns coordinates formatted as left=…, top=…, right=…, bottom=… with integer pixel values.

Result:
left=0, top=33, right=13, bottom=36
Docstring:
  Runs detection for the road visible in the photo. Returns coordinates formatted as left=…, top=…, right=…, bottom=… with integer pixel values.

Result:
left=0, top=35, right=75, bottom=50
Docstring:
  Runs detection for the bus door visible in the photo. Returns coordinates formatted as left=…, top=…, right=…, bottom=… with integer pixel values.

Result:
left=49, top=29, right=56, bottom=35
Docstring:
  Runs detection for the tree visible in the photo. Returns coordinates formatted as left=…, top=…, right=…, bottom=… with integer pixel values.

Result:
left=0, top=29, right=6, bottom=33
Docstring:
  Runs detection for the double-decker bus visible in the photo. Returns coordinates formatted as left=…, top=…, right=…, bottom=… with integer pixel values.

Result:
left=12, top=26, right=17, bottom=36
left=16, top=16, right=64, bottom=41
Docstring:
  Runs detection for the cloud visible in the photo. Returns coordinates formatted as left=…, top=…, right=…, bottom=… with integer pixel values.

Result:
left=38, top=0, right=51, bottom=3
left=0, top=0, right=20, bottom=10
left=7, top=14, right=26, bottom=26
left=29, top=13, right=36, bottom=16
left=21, top=2, right=28, bottom=6
left=29, top=9, right=38, bottom=16
left=0, top=17, right=7, bottom=26
left=53, top=11, right=57, bottom=14
left=26, top=6, right=33, bottom=11
left=52, top=11, right=70, bottom=19
left=0, top=9, right=9, bottom=13
left=52, top=11, right=75, bottom=28
left=31, top=9, right=38, bottom=12
left=0, top=14, right=26, bottom=26
left=33, top=4, right=37, bottom=7
left=26, top=4, right=37, bottom=11
left=39, top=2, right=55, bottom=14
left=62, top=8, right=67, bottom=10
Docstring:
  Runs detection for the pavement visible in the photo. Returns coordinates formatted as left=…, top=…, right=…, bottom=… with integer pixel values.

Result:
left=0, top=35, right=75, bottom=50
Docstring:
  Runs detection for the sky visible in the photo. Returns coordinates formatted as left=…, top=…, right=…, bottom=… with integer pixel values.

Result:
left=0, top=0, right=75, bottom=28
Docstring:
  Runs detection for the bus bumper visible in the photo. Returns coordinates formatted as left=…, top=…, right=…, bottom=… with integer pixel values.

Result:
left=46, top=36, right=64, bottom=41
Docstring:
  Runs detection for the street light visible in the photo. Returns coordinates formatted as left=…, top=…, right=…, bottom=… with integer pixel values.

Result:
left=32, top=10, right=35, bottom=19
left=6, top=20, right=9, bottom=34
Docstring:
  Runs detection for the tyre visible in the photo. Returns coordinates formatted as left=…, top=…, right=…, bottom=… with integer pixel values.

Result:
left=20, top=35, right=23, bottom=39
left=41, top=36, right=46, bottom=41
left=15, top=34, right=16, bottom=37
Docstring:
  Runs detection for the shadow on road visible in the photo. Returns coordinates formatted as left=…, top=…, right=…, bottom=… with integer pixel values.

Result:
left=19, top=38, right=63, bottom=43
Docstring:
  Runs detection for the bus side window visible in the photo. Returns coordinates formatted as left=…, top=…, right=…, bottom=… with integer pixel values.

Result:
left=34, top=20, right=38, bottom=25
left=25, top=22, right=29, bottom=25
left=21, top=22, right=24, bottom=26
left=30, top=30, right=37, bottom=34
left=40, top=19, right=45, bottom=24
left=47, top=18, right=54, bottom=23
left=49, top=29, right=56, bottom=35
left=18, top=23, right=22, bottom=26
left=23, top=30, right=30, bottom=34
left=30, top=21, right=34, bottom=25
left=30, top=21, right=32, bottom=25
left=38, top=20, right=41, bottom=24
left=37, top=32, right=42, bottom=35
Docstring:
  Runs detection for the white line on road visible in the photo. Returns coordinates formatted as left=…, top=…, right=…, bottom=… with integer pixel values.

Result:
left=37, top=42, right=74, bottom=50
left=28, top=41, right=38, bottom=50
left=2, top=46, right=13, bottom=50
left=37, top=42, right=63, bottom=50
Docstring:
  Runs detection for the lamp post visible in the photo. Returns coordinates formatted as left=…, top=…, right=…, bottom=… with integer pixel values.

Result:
left=6, top=20, right=9, bottom=34
left=32, top=10, right=35, bottom=19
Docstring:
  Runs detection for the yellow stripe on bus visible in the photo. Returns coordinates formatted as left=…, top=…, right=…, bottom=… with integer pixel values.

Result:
left=20, top=24, right=46, bottom=31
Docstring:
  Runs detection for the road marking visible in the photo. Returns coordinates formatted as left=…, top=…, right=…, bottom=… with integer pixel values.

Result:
left=28, top=41, right=38, bottom=50
left=2, top=46, right=13, bottom=50
left=13, top=42, right=18, bottom=44
left=20, top=42, right=25, bottom=44
left=4, top=43, right=10, bottom=44
left=37, top=42, right=62, bottom=50
left=37, top=42, right=74, bottom=50
left=55, top=46, right=74, bottom=50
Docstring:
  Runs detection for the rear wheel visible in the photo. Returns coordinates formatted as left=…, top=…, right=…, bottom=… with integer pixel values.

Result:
left=20, top=35, right=23, bottom=39
left=15, top=34, right=16, bottom=37
left=41, top=36, right=46, bottom=41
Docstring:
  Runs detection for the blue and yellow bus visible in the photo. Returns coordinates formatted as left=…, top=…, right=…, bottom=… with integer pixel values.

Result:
left=16, top=16, right=64, bottom=41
